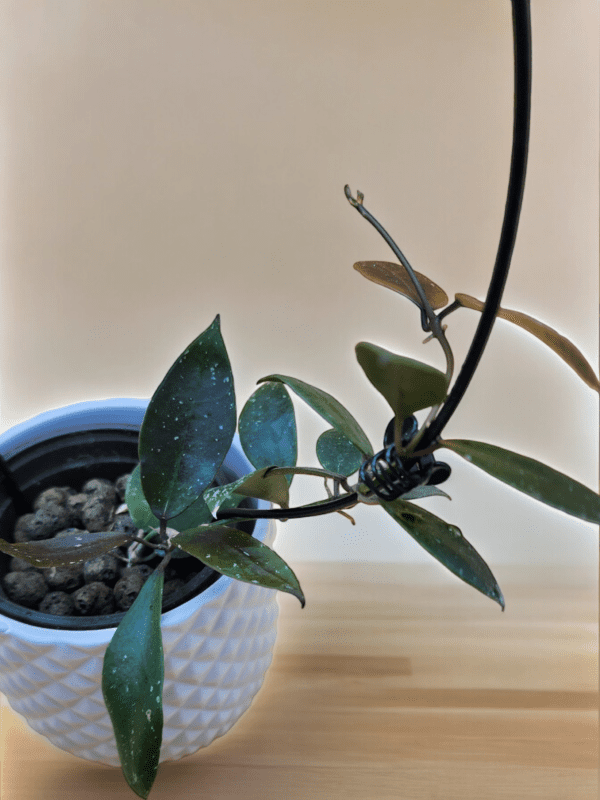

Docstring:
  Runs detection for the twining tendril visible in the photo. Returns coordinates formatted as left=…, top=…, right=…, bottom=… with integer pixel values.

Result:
left=344, top=185, right=454, bottom=390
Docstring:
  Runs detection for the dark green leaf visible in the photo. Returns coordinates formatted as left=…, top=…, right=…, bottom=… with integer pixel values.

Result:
left=239, top=383, right=297, bottom=485
left=399, top=485, right=451, bottom=501
left=355, top=342, right=448, bottom=419
left=258, top=374, right=373, bottom=457
left=455, top=293, right=600, bottom=393
left=316, top=428, right=363, bottom=476
left=441, top=439, right=600, bottom=524
left=167, top=494, right=214, bottom=531
left=172, top=524, right=305, bottom=606
left=102, top=570, right=164, bottom=799
left=203, top=481, right=245, bottom=516
left=382, top=498, right=504, bottom=609
left=354, top=260, right=448, bottom=310
left=126, top=465, right=160, bottom=532
left=127, top=464, right=213, bottom=534
left=0, top=530, right=135, bottom=568
left=139, top=315, right=236, bottom=521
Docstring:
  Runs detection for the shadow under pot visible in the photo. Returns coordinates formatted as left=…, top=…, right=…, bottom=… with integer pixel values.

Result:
left=0, top=399, right=278, bottom=766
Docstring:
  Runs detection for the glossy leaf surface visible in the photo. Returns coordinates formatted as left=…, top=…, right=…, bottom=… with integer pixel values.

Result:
left=204, top=466, right=289, bottom=512
left=399, top=485, right=451, bottom=501
left=172, top=524, right=305, bottom=606
left=258, top=374, right=373, bottom=457
left=102, top=570, right=164, bottom=799
left=239, top=383, right=297, bottom=484
left=382, top=498, right=504, bottom=609
left=139, top=315, right=236, bottom=520
left=441, top=439, right=600, bottom=524
left=354, top=260, right=448, bottom=309
left=0, top=529, right=134, bottom=568
left=355, top=342, right=448, bottom=419
left=126, top=465, right=159, bottom=532
left=316, top=428, right=363, bottom=476
left=203, top=481, right=245, bottom=516
left=455, top=293, right=600, bottom=392
left=126, top=464, right=213, bottom=534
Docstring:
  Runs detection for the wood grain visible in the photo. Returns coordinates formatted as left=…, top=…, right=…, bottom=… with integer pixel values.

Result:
left=1, top=563, right=597, bottom=799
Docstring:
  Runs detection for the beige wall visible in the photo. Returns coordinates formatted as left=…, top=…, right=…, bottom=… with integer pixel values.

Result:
left=1, top=1, right=597, bottom=570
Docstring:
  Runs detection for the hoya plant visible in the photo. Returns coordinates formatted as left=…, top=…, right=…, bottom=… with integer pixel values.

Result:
left=0, top=0, right=596, bottom=797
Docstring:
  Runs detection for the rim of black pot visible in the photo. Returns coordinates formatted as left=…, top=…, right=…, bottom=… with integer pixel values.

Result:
left=0, top=422, right=258, bottom=631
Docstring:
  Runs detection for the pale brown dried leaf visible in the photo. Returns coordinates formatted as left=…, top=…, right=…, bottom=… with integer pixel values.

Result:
left=354, top=261, right=448, bottom=310
left=455, top=293, right=600, bottom=392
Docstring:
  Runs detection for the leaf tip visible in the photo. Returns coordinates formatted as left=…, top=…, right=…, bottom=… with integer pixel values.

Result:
left=495, top=588, right=505, bottom=612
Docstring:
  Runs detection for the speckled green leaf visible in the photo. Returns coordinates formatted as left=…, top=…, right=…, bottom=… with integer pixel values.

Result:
left=203, top=480, right=245, bottom=516
left=355, top=342, right=448, bottom=419
left=0, top=530, right=134, bottom=568
left=455, top=293, right=600, bottom=392
left=441, top=439, right=600, bottom=525
left=258, top=374, right=373, bottom=457
left=204, top=467, right=289, bottom=512
left=239, top=383, right=297, bottom=485
left=126, top=464, right=213, bottom=534
left=102, top=570, right=164, bottom=799
left=316, top=428, right=363, bottom=477
left=354, top=260, right=448, bottom=310
left=382, top=498, right=504, bottom=610
left=172, top=524, right=305, bottom=606
left=139, top=316, right=236, bottom=521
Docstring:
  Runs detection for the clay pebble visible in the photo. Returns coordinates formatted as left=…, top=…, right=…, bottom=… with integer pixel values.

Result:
left=114, top=573, right=144, bottom=610
left=119, top=564, right=153, bottom=583
left=33, top=487, right=74, bottom=511
left=83, top=554, right=120, bottom=586
left=73, top=582, right=115, bottom=615
left=114, top=474, right=130, bottom=502
left=81, top=496, right=114, bottom=532
left=3, top=571, right=49, bottom=608
left=39, top=591, right=76, bottom=616
left=43, top=565, right=84, bottom=593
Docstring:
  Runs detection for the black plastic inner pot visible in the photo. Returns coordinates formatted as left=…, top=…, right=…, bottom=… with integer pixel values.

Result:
left=0, top=428, right=256, bottom=630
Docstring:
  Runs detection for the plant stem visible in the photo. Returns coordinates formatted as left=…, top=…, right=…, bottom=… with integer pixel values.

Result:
left=437, top=299, right=461, bottom=322
left=131, top=536, right=165, bottom=550
left=345, top=186, right=454, bottom=386
left=267, top=465, right=352, bottom=493
left=419, top=0, right=531, bottom=448
left=155, top=549, right=174, bottom=574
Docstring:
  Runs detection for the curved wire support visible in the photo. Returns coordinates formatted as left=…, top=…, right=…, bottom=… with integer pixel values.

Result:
left=220, top=0, right=531, bottom=524
left=419, top=0, right=531, bottom=448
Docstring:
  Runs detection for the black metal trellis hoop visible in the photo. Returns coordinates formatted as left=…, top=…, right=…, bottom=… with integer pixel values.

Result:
left=219, top=0, right=532, bottom=522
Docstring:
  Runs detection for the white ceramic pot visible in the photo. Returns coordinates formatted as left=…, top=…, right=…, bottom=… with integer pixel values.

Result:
left=0, top=400, right=278, bottom=766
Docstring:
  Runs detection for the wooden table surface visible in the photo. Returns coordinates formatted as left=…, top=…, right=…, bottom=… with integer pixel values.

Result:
left=1, top=562, right=597, bottom=799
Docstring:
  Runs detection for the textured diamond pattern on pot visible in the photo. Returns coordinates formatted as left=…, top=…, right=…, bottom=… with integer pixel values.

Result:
left=0, top=520, right=279, bottom=767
